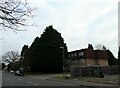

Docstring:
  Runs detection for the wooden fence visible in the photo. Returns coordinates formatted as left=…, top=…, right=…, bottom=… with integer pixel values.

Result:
left=71, top=66, right=120, bottom=78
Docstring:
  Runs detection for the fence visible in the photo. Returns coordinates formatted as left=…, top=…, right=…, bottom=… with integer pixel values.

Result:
left=71, top=66, right=120, bottom=78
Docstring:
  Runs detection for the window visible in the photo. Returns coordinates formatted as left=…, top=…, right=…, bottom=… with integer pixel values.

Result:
left=71, top=54, right=73, bottom=57
left=79, top=52, right=84, bottom=56
left=81, top=52, right=84, bottom=55
left=74, top=53, right=77, bottom=57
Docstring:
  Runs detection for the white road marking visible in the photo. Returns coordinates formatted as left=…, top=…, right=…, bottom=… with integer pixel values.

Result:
left=27, top=81, right=39, bottom=86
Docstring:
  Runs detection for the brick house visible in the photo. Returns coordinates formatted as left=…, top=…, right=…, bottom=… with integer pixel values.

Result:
left=68, top=44, right=109, bottom=67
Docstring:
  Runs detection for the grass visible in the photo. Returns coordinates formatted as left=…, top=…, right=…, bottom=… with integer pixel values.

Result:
left=53, top=75, right=119, bottom=85
left=78, top=75, right=119, bottom=85
left=53, top=75, right=72, bottom=80
left=27, top=71, right=70, bottom=75
left=27, top=72, right=65, bottom=76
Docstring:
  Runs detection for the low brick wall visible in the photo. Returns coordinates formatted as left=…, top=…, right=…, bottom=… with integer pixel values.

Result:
left=71, top=66, right=120, bottom=78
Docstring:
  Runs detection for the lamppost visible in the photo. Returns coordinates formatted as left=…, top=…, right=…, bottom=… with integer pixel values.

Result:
left=60, top=47, right=65, bottom=78
left=27, top=66, right=30, bottom=75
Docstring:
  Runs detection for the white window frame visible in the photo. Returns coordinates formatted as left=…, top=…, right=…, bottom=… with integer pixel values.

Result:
left=74, top=53, right=77, bottom=57
left=78, top=52, right=84, bottom=56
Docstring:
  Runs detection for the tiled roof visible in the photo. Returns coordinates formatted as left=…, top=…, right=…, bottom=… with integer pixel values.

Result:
left=68, top=48, right=109, bottom=60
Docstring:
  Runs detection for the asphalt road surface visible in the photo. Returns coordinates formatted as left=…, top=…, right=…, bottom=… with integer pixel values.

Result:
left=2, top=71, right=79, bottom=86
left=2, top=71, right=118, bottom=88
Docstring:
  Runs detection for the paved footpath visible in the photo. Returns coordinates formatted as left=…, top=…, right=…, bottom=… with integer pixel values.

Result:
left=47, top=77, right=120, bottom=88
left=28, top=74, right=120, bottom=87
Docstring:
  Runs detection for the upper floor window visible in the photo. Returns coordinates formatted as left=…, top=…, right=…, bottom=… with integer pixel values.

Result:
left=78, top=52, right=84, bottom=56
left=74, top=53, right=77, bottom=57
left=71, top=54, right=74, bottom=57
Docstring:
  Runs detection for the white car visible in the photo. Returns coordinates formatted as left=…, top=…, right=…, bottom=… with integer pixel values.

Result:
left=10, top=70, right=14, bottom=73
left=15, top=70, right=24, bottom=76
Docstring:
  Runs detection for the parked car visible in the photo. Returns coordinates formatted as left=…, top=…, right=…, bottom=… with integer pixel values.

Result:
left=15, top=67, right=24, bottom=76
left=10, top=70, right=14, bottom=73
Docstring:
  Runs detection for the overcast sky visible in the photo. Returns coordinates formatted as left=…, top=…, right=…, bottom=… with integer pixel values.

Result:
left=1, top=0, right=119, bottom=58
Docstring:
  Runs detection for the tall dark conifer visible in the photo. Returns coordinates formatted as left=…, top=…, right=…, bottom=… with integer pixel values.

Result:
left=30, top=25, right=68, bottom=73
left=107, top=50, right=117, bottom=66
left=21, top=45, right=28, bottom=58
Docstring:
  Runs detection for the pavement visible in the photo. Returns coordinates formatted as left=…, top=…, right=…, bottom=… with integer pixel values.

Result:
left=79, top=75, right=119, bottom=85
left=47, top=77, right=119, bottom=88
left=27, top=73, right=120, bottom=87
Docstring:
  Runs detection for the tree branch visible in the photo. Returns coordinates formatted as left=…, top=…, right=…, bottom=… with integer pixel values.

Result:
left=0, top=0, right=33, bottom=31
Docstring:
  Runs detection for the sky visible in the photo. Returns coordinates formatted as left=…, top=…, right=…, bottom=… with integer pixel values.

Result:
left=1, top=0, right=119, bottom=58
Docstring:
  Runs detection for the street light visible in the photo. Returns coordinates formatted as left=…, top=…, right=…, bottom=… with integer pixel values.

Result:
left=60, top=47, right=65, bottom=78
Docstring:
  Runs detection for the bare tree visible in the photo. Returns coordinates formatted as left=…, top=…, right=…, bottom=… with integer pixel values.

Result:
left=2, top=51, right=20, bottom=64
left=0, top=0, right=33, bottom=31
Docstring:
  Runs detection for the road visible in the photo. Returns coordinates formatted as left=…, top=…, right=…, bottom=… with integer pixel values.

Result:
left=2, top=71, right=78, bottom=86
left=2, top=71, right=118, bottom=88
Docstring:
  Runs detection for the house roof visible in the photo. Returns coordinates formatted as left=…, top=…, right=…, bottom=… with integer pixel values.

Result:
left=68, top=48, right=87, bottom=54
left=68, top=48, right=109, bottom=60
